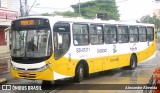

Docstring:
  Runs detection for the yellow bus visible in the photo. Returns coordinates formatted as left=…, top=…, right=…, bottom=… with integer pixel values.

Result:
left=10, top=16, right=156, bottom=83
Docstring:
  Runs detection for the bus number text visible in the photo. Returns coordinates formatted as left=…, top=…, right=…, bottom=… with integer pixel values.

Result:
left=76, top=48, right=90, bottom=53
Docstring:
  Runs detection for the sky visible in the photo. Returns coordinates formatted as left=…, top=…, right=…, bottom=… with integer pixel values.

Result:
left=28, top=0, right=160, bottom=21
left=28, top=0, right=89, bottom=14
left=116, top=0, right=158, bottom=21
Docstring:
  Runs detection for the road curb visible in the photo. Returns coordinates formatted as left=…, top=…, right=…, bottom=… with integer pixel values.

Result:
left=0, top=78, right=7, bottom=84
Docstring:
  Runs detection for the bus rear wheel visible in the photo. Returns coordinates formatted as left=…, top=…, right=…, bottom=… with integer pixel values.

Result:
left=128, top=55, right=137, bottom=70
left=74, top=64, right=84, bottom=83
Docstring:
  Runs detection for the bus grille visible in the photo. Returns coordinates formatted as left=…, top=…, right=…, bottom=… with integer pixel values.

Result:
left=18, top=73, right=36, bottom=78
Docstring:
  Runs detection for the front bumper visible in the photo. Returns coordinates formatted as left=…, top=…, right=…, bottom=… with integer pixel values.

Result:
left=10, top=67, right=54, bottom=81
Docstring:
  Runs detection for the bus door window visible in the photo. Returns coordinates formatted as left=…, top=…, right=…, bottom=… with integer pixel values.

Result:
left=56, top=33, right=70, bottom=49
left=53, top=22, right=70, bottom=59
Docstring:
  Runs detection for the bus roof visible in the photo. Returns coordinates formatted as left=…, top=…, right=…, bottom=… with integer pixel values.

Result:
left=14, top=16, right=154, bottom=27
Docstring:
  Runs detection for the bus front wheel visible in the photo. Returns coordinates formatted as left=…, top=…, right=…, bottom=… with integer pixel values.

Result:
left=74, top=64, right=84, bottom=83
left=128, top=55, right=137, bottom=70
left=42, top=80, right=52, bottom=85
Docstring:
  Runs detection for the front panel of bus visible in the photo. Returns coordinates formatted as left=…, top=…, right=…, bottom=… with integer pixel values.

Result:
left=10, top=18, right=54, bottom=80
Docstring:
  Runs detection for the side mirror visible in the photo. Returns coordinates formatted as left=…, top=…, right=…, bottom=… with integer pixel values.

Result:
left=5, top=27, right=11, bottom=50
left=4, top=27, right=11, bottom=44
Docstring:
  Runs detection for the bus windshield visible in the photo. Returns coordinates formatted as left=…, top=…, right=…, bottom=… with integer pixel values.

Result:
left=11, top=28, right=52, bottom=57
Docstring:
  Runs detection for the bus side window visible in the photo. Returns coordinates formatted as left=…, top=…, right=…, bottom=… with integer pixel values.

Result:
left=104, top=25, right=117, bottom=44
left=118, top=26, right=129, bottom=43
left=147, top=27, right=154, bottom=41
left=73, top=24, right=89, bottom=46
left=139, top=27, right=147, bottom=42
left=129, top=26, right=138, bottom=42
left=89, top=25, right=103, bottom=45
left=74, top=40, right=78, bottom=45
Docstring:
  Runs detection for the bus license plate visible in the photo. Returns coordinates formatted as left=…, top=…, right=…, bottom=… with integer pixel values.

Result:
left=23, top=72, right=30, bottom=77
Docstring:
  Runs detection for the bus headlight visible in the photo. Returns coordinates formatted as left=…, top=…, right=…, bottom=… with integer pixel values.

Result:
left=11, top=63, right=17, bottom=70
left=38, top=62, right=51, bottom=72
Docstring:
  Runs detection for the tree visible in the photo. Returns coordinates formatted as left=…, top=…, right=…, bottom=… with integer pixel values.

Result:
left=41, top=11, right=78, bottom=17
left=71, top=0, right=120, bottom=20
left=41, top=0, right=120, bottom=20
left=153, top=15, right=160, bottom=31
left=137, top=15, right=160, bottom=32
left=137, top=15, right=153, bottom=23
left=42, top=13, right=53, bottom=16
left=53, top=11, right=79, bottom=17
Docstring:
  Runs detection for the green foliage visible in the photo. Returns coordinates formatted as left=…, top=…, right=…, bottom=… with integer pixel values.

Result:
left=41, top=11, right=78, bottom=17
left=41, top=13, right=53, bottom=16
left=54, top=11, right=79, bottom=17
left=137, top=15, right=153, bottom=23
left=71, top=0, right=120, bottom=20
left=137, top=15, right=160, bottom=32
left=41, top=0, right=120, bottom=20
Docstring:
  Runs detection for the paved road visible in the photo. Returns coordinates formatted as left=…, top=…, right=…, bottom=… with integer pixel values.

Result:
left=0, top=43, right=160, bottom=93
left=0, top=58, right=9, bottom=74
left=0, top=53, right=10, bottom=74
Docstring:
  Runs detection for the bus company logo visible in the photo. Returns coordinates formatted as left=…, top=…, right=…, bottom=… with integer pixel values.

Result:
left=1, top=85, right=42, bottom=90
left=130, top=43, right=137, bottom=52
left=2, top=85, right=11, bottom=90
left=97, top=48, right=107, bottom=53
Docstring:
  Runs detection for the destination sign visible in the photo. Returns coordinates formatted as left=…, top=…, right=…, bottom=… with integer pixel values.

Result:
left=12, top=18, right=50, bottom=27
left=20, top=20, right=35, bottom=26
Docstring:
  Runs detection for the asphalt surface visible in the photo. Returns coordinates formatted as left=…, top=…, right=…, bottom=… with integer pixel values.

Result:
left=0, top=53, right=10, bottom=84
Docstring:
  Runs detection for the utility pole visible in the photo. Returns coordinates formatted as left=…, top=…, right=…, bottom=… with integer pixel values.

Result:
left=25, top=0, right=28, bottom=16
left=20, top=0, right=24, bottom=17
left=27, top=0, right=37, bottom=16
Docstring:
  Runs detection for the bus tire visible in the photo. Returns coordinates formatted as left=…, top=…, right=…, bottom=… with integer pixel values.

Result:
left=42, top=80, right=52, bottom=85
left=128, top=55, right=137, bottom=70
left=74, top=63, right=84, bottom=83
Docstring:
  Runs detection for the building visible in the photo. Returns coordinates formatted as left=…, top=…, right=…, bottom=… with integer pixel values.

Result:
left=0, top=0, right=27, bottom=54
left=0, top=8, right=18, bottom=54
left=153, top=9, right=160, bottom=17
